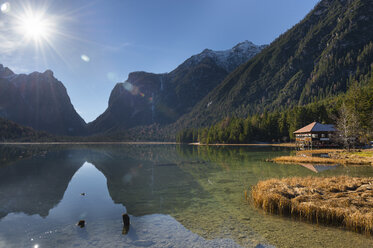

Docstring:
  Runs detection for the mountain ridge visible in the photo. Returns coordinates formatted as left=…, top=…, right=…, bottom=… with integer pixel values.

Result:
left=88, top=40, right=265, bottom=134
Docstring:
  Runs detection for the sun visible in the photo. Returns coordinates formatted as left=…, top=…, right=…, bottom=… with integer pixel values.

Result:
left=18, top=13, right=52, bottom=42
left=21, top=15, right=47, bottom=40
left=12, top=4, right=56, bottom=45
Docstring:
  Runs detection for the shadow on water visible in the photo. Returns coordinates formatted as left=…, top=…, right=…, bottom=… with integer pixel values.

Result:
left=0, top=144, right=373, bottom=247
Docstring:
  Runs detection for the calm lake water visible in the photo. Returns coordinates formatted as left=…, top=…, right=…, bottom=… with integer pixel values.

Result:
left=1, top=144, right=373, bottom=248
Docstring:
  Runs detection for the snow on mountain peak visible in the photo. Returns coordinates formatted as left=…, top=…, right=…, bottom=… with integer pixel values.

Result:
left=186, top=41, right=266, bottom=72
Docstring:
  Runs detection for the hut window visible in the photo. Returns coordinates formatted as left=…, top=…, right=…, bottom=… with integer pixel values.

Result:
left=312, top=134, right=318, bottom=138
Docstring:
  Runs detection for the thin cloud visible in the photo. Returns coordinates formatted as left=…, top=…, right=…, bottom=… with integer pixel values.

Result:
left=102, top=42, right=131, bottom=52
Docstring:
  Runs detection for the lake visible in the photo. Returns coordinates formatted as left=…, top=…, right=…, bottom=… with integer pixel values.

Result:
left=0, top=144, right=373, bottom=248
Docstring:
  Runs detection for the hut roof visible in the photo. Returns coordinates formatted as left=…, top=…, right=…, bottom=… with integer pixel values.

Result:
left=293, top=122, right=336, bottom=134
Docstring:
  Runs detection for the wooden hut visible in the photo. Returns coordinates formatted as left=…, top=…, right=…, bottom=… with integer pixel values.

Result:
left=294, top=122, right=337, bottom=150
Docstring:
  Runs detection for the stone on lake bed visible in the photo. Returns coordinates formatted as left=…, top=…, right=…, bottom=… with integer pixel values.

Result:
left=122, top=213, right=130, bottom=226
left=122, top=213, right=130, bottom=235
left=77, top=220, right=85, bottom=228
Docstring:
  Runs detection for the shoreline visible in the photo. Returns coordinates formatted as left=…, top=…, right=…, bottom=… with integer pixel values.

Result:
left=0, top=141, right=296, bottom=147
left=0, top=142, right=178, bottom=145
left=189, top=142, right=296, bottom=147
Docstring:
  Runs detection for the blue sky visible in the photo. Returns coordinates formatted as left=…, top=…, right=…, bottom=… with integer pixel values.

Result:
left=0, top=0, right=319, bottom=122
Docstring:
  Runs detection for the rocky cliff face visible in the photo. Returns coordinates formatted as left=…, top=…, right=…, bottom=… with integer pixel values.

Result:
left=0, top=65, right=86, bottom=135
left=89, top=41, right=265, bottom=133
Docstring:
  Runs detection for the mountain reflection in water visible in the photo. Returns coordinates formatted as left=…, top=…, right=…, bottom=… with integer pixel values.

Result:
left=0, top=146, right=244, bottom=248
left=1, top=145, right=373, bottom=248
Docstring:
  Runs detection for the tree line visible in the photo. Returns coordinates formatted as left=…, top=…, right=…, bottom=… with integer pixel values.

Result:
left=177, top=75, right=373, bottom=145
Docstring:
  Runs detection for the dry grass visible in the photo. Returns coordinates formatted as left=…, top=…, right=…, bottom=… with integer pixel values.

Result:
left=273, top=156, right=345, bottom=164
left=191, top=143, right=296, bottom=147
left=272, top=149, right=373, bottom=166
left=297, top=149, right=341, bottom=155
left=251, top=176, right=373, bottom=234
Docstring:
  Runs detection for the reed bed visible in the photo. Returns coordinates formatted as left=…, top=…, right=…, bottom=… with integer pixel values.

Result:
left=251, top=176, right=373, bottom=234
left=273, top=156, right=344, bottom=164
left=297, top=149, right=341, bottom=155
left=272, top=149, right=373, bottom=166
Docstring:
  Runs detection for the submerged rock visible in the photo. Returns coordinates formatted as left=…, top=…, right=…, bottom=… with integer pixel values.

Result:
left=77, top=220, right=85, bottom=228
left=122, top=213, right=130, bottom=235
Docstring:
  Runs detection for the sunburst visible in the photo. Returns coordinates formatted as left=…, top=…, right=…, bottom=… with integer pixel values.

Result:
left=13, top=4, right=56, bottom=45
left=19, top=13, right=51, bottom=42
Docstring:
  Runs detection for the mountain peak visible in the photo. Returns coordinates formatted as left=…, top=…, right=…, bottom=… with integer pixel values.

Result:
left=201, top=48, right=213, bottom=53
left=186, top=40, right=266, bottom=72
left=233, top=40, right=255, bottom=48
left=0, top=64, right=15, bottom=78
left=43, top=69, right=54, bottom=77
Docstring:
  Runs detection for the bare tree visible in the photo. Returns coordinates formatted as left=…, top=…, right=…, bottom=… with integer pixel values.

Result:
left=369, top=110, right=373, bottom=145
left=335, top=103, right=360, bottom=150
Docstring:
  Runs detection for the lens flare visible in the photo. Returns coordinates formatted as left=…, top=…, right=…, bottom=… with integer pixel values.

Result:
left=1, top=2, right=10, bottom=13
left=123, top=82, right=133, bottom=91
left=81, top=54, right=90, bottom=62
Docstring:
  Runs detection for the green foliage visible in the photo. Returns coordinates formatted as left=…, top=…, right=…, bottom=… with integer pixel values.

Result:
left=192, top=102, right=335, bottom=144
left=343, top=74, right=373, bottom=142
left=181, top=76, right=373, bottom=144
left=176, top=129, right=198, bottom=143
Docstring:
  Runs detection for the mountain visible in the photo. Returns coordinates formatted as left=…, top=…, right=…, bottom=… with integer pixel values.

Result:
left=0, top=65, right=86, bottom=135
left=88, top=41, right=265, bottom=133
left=174, top=0, right=373, bottom=130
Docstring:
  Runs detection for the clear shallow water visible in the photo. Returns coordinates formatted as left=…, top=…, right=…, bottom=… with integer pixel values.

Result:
left=0, top=145, right=373, bottom=248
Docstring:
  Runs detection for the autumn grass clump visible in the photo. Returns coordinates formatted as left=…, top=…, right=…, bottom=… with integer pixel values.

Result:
left=272, top=156, right=345, bottom=164
left=251, top=176, right=373, bottom=234
left=272, top=149, right=373, bottom=166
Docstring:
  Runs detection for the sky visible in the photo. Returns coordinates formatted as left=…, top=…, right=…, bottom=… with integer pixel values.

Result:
left=0, top=0, right=319, bottom=122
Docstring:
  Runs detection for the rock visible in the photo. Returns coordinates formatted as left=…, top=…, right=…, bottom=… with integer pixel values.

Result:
left=77, top=220, right=85, bottom=228
left=122, top=225, right=130, bottom=235
left=122, top=213, right=130, bottom=226
left=122, top=213, right=130, bottom=235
